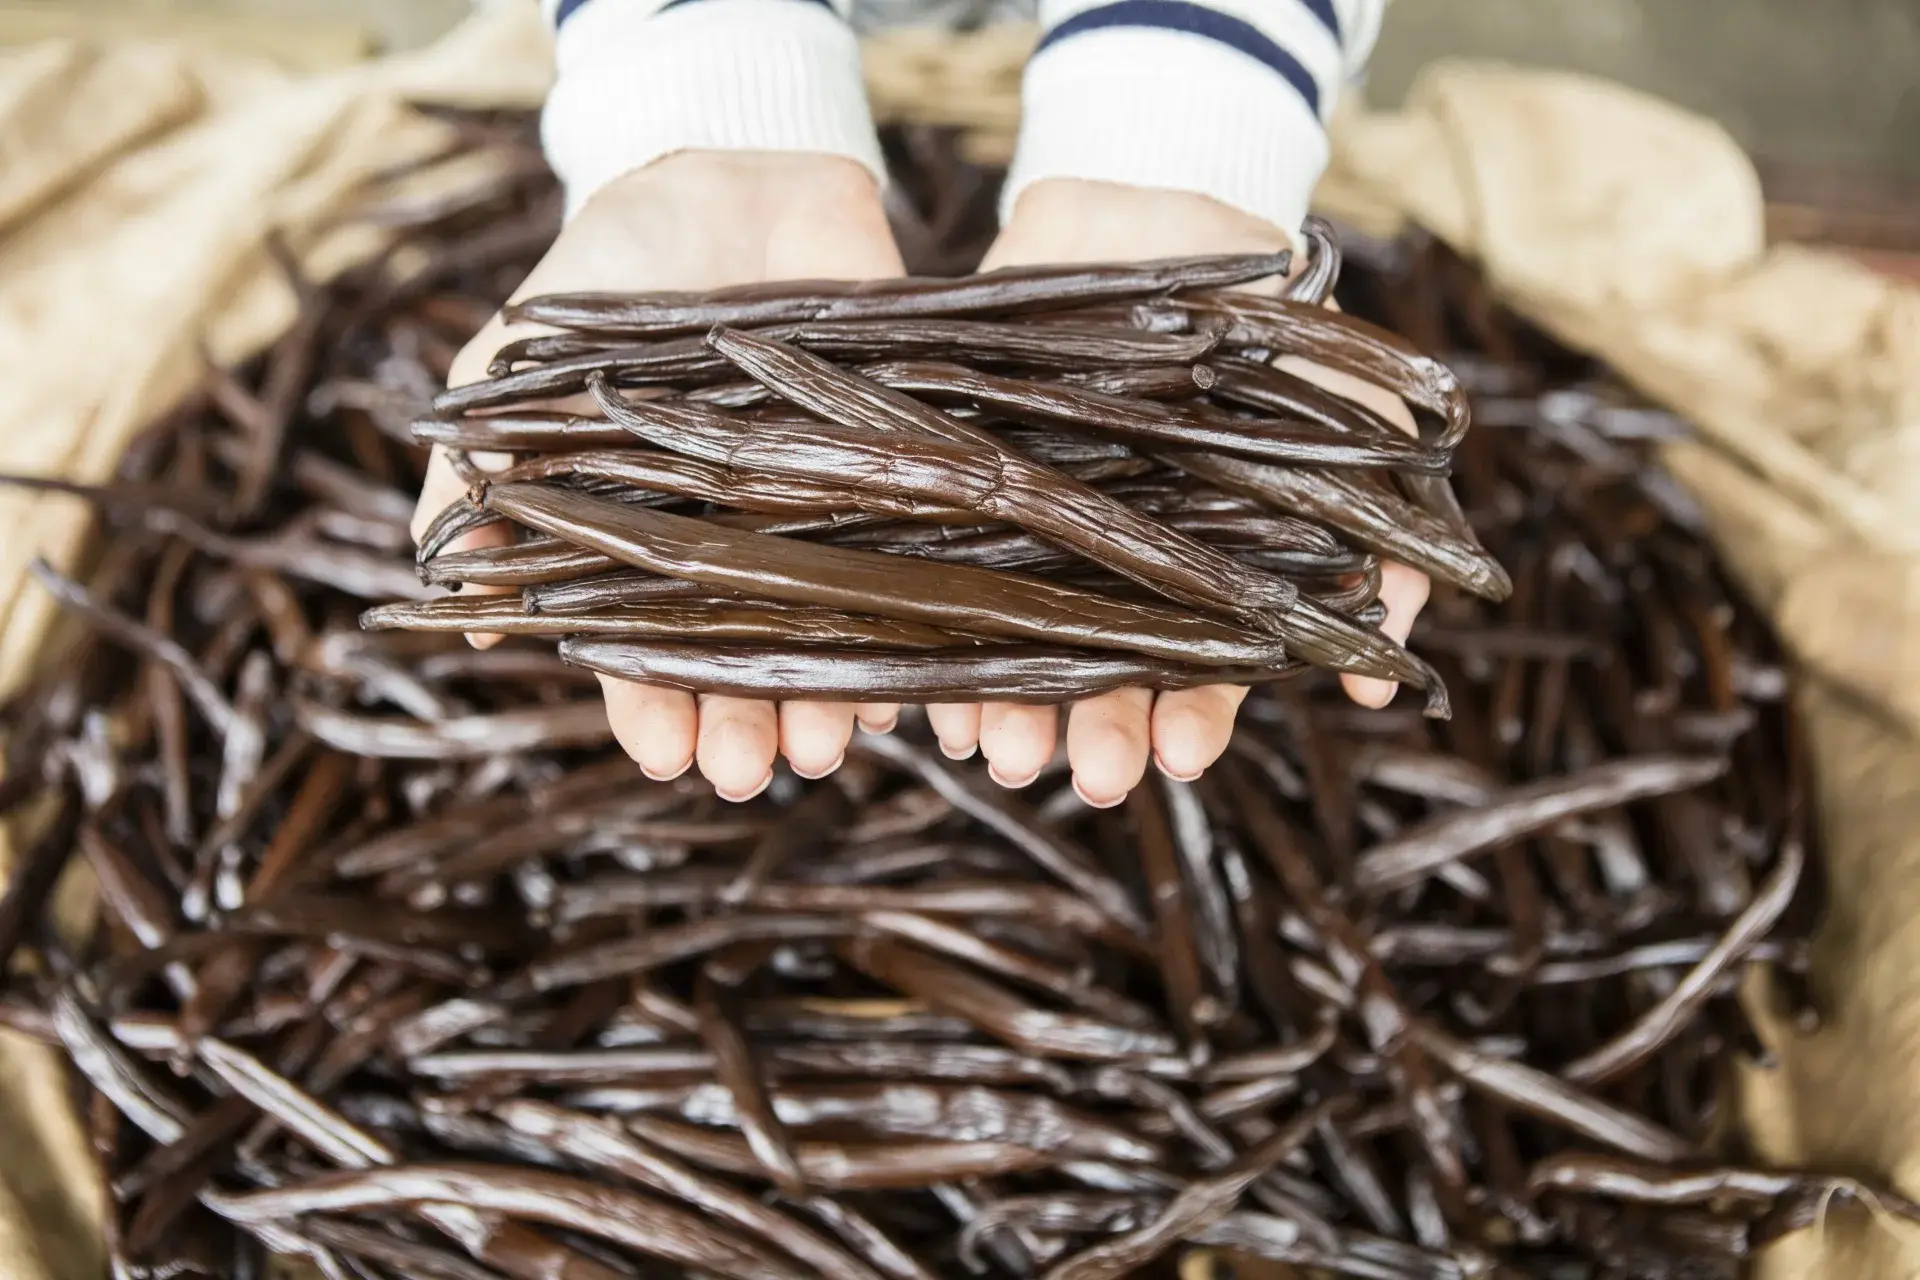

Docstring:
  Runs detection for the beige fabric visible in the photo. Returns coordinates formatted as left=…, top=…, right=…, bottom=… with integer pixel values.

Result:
left=2, top=8, right=1918, bottom=1278
left=1321, top=62, right=1920, bottom=1276
left=0, top=0, right=553, bottom=706
left=0, top=1031, right=103, bottom=1280
left=0, top=41, right=202, bottom=232
left=0, top=7, right=552, bottom=1278
left=0, top=4, right=373, bottom=72
left=862, top=24, right=1033, bottom=163
left=1735, top=684, right=1920, bottom=1277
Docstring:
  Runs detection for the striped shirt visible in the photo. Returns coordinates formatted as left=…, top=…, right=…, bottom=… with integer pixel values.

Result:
left=540, top=0, right=1387, bottom=236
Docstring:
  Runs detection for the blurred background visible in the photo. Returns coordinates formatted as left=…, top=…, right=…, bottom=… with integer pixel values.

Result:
left=5, top=0, right=1917, bottom=257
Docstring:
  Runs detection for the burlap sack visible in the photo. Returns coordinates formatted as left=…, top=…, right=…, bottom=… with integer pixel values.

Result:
left=0, top=8, right=552, bottom=1278
left=2, top=7, right=1916, bottom=1276
left=1317, top=63, right=1920, bottom=1276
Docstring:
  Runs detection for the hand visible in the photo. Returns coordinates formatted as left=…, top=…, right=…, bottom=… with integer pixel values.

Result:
left=411, top=151, right=906, bottom=800
left=927, top=179, right=1432, bottom=804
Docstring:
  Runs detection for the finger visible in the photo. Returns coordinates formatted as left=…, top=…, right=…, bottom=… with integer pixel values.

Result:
left=978, top=703, right=1057, bottom=789
left=1279, top=319, right=1434, bottom=711
left=598, top=674, right=697, bottom=780
left=1064, top=688, right=1153, bottom=808
left=411, top=445, right=477, bottom=546
left=696, top=695, right=779, bottom=802
left=410, top=444, right=516, bottom=546
left=925, top=704, right=982, bottom=760
left=412, top=444, right=517, bottom=648
left=1342, top=561, right=1432, bottom=709
left=1151, top=684, right=1249, bottom=782
left=854, top=702, right=901, bottom=735
left=779, top=701, right=856, bottom=780
left=418, top=291, right=516, bottom=545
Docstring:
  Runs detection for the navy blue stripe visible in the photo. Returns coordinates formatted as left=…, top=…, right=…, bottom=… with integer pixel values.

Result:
left=660, top=0, right=833, bottom=10
left=1036, top=0, right=1321, bottom=116
left=558, top=0, right=830, bottom=25
left=660, top=0, right=833, bottom=9
left=1300, top=0, right=1341, bottom=42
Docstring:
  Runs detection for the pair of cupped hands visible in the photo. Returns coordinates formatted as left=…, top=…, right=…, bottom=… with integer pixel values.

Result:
left=411, top=151, right=1431, bottom=804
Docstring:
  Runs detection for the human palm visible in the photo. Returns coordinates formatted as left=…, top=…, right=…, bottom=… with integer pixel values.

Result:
left=411, top=152, right=906, bottom=799
left=924, top=179, right=1433, bottom=807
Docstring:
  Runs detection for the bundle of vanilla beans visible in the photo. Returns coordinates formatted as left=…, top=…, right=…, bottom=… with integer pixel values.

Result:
left=0, top=120, right=1893, bottom=1280
left=388, top=211, right=1511, bottom=714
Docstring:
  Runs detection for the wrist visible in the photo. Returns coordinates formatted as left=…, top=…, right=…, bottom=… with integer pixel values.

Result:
left=992, top=178, right=1294, bottom=267
left=541, top=0, right=885, bottom=219
left=583, top=151, right=883, bottom=218
left=556, top=151, right=896, bottom=280
left=1001, top=25, right=1329, bottom=243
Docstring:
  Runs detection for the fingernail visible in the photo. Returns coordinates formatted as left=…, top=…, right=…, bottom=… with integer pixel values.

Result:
left=939, top=739, right=979, bottom=761
left=1072, top=776, right=1127, bottom=810
left=641, top=756, right=694, bottom=782
left=1357, top=681, right=1400, bottom=709
left=857, top=714, right=900, bottom=735
left=987, top=763, right=1041, bottom=789
left=716, top=771, right=774, bottom=803
left=1153, top=752, right=1203, bottom=783
left=790, top=752, right=844, bottom=781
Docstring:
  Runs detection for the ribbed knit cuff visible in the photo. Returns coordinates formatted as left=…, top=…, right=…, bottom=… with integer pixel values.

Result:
left=542, top=0, right=887, bottom=219
left=1001, top=28, right=1330, bottom=244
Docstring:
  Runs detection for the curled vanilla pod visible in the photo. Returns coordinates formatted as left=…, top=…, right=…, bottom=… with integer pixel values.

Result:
left=1167, top=449, right=1512, bottom=601
left=1284, top=216, right=1344, bottom=305
left=1145, top=293, right=1474, bottom=451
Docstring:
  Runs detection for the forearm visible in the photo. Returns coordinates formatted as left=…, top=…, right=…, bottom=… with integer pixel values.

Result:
left=1004, top=0, right=1389, bottom=240
left=539, top=0, right=886, bottom=217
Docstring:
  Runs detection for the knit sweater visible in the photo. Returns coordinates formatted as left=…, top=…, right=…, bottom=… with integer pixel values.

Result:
left=540, top=0, right=1387, bottom=237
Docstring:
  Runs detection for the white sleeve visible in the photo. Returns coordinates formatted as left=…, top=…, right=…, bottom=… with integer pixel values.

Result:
left=539, top=0, right=887, bottom=219
left=1002, top=0, right=1391, bottom=239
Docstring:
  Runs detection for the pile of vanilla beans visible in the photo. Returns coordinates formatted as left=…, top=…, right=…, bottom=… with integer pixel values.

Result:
left=0, top=118, right=1898, bottom=1280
